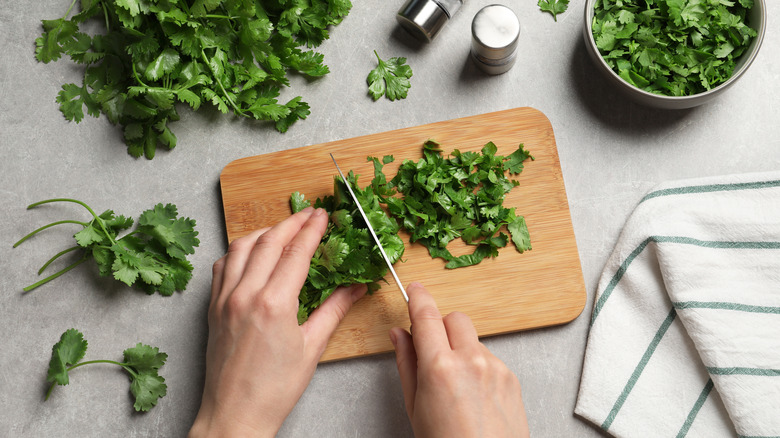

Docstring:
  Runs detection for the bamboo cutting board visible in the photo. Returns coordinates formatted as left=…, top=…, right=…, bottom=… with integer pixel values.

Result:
left=220, top=107, right=585, bottom=362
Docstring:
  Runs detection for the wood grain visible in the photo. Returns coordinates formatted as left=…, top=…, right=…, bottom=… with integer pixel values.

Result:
left=220, top=107, right=585, bottom=362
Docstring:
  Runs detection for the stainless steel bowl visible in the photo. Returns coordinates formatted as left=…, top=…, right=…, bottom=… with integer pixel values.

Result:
left=583, top=0, right=766, bottom=109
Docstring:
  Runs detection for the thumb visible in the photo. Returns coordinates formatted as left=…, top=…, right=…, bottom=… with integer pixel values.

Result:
left=302, top=283, right=367, bottom=360
left=390, top=327, right=418, bottom=419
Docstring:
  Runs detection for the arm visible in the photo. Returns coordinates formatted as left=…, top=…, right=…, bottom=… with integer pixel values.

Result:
left=189, top=207, right=367, bottom=437
left=390, top=282, right=530, bottom=438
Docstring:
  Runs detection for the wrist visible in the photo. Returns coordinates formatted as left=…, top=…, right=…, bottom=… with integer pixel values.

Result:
left=189, top=407, right=279, bottom=438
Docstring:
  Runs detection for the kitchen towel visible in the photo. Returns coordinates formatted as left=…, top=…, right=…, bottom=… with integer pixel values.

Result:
left=575, top=171, right=780, bottom=437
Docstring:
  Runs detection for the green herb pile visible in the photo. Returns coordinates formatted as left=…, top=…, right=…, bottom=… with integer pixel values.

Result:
left=592, top=0, right=757, bottom=96
left=35, top=0, right=352, bottom=159
left=291, top=161, right=404, bottom=323
left=367, top=50, right=413, bottom=101
left=46, top=329, right=168, bottom=412
left=293, top=140, right=533, bottom=320
left=384, top=140, right=533, bottom=269
left=15, top=198, right=199, bottom=295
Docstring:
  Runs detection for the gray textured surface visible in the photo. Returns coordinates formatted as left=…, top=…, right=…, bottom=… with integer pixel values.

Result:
left=1, top=1, right=778, bottom=437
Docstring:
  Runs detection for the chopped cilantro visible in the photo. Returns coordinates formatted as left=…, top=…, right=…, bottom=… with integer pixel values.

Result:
left=383, top=140, right=534, bottom=268
left=291, top=164, right=404, bottom=323
left=591, top=0, right=757, bottom=96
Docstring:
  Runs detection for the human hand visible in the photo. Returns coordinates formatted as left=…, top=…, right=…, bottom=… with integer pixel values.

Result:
left=189, top=207, right=367, bottom=438
left=390, top=282, right=530, bottom=438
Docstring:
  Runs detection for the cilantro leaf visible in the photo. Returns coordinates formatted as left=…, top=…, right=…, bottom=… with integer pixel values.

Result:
left=367, top=50, right=413, bottom=101
left=47, top=328, right=88, bottom=386
left=44, top=329, right=167, bottom=412
left=539, top=0, right=569, bottom=22
left=123, top=343, right=168, bottom=412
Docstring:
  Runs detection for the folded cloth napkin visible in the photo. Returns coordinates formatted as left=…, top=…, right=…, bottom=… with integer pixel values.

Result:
left=575, top=171, right=780, bottom=438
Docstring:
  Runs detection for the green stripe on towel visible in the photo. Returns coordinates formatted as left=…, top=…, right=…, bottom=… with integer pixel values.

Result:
left=707, top=367, right=780, bottom=376
left=673, top=301, right=780, bottom=315
left=591, top=237, right=780, bottom=325
left=676, top=379, right=714, bottom=438
left=602, top=308, right=678, bottom=431
left=640, top=180, right=780, bottom=204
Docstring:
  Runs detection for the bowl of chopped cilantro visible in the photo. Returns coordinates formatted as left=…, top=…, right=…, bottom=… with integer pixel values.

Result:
left=584, top=0, right=765, bottom=109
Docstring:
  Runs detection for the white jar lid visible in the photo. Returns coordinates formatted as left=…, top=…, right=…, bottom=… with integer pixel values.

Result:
left=471, top=4, right=520, bottom=61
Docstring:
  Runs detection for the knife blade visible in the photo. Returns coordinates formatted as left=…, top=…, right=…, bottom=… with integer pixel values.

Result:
left=329, top=154, right=409, bottom=303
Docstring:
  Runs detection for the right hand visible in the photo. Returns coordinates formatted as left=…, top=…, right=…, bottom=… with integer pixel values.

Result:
left=389, top=282, right=530, bottom=438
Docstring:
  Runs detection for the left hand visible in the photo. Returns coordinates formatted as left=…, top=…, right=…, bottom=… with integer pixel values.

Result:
left=189, top=207, right=367, bottom=437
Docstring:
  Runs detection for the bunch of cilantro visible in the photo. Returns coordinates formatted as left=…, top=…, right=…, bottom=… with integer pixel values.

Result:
left=14, top=198, right=199, bottom=295
left=35, top=0, right=351, bottom=159
left=592, top=0, right=757, bottom=96
left=46, top=328, right=167, bottom=412
left=290, top=161, right=404, bottom=323
left=383, top=140, right=533, bottom=269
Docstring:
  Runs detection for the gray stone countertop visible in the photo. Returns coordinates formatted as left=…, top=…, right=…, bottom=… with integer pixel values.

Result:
left=2, top=1, right=778, bottom=436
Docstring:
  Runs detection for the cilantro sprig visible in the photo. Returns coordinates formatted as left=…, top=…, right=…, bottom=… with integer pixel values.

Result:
left=291, top=164, right=405, bottom=323
left=592, top=0, right=757, bottom=96
left=14, top=198, right=199, bottom=295
left=35, top=0, right=352, bottom=159
left=367, top=50, right=413, bottom=101
left=383, top=140, right=534, bottom=268
left=45, top=329, right=168, bottom=412
left=539, top=0, right=569, bottom=21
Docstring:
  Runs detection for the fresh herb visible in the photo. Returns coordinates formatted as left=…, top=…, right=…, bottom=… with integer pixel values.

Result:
left=291, top=160, right=404, bottom=323
left=35, top=0, right=352, bottom=159
left=45, top=328, right=167, bottom=412
left=539, top=0, right=569, bottom=21
left=367, top=50, right=413, bottom=101
left=591, top=0, right=757, bottom=96
left=383, top=140, right=533, bottom=269
left=14, top=198, right=199, bottom=295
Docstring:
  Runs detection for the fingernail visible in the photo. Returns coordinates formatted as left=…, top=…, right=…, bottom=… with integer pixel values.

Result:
left=301, top=206, right=314, bottom=213
left=313, top=207, right=326, bottom=217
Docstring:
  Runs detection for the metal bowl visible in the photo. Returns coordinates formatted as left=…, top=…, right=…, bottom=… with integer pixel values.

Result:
left=583, top=0, right=766, bottom=109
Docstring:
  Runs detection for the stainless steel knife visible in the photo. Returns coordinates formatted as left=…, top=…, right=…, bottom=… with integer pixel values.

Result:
left=329, top=154, right=409, bottom=302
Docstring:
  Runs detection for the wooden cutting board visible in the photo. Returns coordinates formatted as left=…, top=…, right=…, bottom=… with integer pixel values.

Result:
left=220, top=107, right=585, bottom=362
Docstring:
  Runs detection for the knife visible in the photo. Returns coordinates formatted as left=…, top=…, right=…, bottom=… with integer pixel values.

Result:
left=329, top=154, right=409, bottom=303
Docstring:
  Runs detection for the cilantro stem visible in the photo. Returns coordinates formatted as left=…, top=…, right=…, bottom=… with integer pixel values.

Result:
left=101, top=1, right=110, bottom=32
left=200, top=50, right=245, bottom=116
left=62, top=0, right=78, bottom=21
left=27, top=198, right=116, bottom=246
left=131, top=62, right=151, bottom=88
left=13, top=220, right=88, bottom=248
left=23, top=255, right=89, bottom=292
left=37, top=246, right=83, bottom=275
left=45, top=359, right=134, bottom=401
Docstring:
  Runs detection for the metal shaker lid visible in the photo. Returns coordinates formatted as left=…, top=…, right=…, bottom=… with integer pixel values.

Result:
left=397, top=0, right=463, bottom=42
left=471, top=4, right=520, bottom=61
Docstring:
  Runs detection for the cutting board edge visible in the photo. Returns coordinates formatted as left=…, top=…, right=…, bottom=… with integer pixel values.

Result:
left=318, top=302, right=586, bottom=363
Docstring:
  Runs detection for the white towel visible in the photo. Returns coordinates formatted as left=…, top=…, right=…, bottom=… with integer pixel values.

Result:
left=575, top=171, right=780, bottom=438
